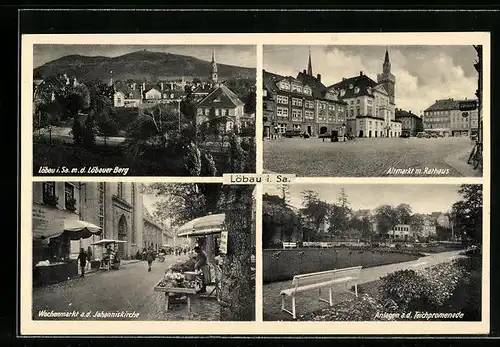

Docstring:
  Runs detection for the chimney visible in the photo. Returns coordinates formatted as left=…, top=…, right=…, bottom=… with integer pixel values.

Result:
left=360, top=71, right=363, bottom=76
left=142, top=82, right=146, bottom=90
left=131, top=82, right=136, bottom=90
left=303, top=69, right=306, bottom=74
left=160, top=82, right=164, bottom=91
left=170, top=82, right=174, bottom=90
left=317, top=73, right=321, bottom=82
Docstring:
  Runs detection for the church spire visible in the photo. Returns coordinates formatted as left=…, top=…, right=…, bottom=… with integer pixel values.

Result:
left=383, top=47, right=391, bottom=73
left=307, top=47, right=313, bottom=76
left=211, top=49, right=218, bottom=83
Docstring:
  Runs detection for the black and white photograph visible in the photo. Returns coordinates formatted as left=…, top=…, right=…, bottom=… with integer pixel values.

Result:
left=32, top=44, right=256, bottom=176
left=262, top=183, right=483, bottom=321
left=263, top=45, right=484, bottom=177
left=31, top=181, right=256, bottom=321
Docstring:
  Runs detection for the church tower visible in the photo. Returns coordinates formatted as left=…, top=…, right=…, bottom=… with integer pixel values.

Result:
left=377, top=48, right=396, bottom=104
left=307, top=48, right=313, bottom=76
left=211, top=49, right=218, bottom=83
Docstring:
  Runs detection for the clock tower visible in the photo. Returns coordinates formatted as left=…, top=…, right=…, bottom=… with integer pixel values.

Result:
left=377, top=48, right=396, bottom=104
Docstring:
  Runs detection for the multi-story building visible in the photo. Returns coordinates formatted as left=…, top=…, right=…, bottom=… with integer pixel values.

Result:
left=327, top=50, right=401, bottom=138
left=389, top=224, right=412, bottom=240
left=395, top=108, right=424, bottom=136
left=423, top=98, right=478, bottom=137
left=32, top=182, right=164, bottom=264
left=262, top=52, right=348, bottom=137
left=422, top=216, right=437, bottom=238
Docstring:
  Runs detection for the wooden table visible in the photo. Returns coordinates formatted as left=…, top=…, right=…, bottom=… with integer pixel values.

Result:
left=154, top=281, right=198, bottom=314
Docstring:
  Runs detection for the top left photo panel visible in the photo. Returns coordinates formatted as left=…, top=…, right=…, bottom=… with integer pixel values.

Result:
left=27, top=41, right=257, bottom=177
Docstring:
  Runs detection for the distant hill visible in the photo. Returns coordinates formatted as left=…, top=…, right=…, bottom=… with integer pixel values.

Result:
left=33, top=50, right=256, bottom=82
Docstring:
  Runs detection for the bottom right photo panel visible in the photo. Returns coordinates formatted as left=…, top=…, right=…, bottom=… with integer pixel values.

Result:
left=262, top=183, right=483, bottom=322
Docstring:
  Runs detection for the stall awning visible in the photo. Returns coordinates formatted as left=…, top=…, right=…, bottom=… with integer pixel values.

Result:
left=177, top=213, right=226, bottom=237
left=33, top=219, right=102, bottom=241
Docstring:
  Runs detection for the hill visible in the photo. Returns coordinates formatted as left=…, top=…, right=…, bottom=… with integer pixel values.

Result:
left=33, top=50, right=256, bottom=82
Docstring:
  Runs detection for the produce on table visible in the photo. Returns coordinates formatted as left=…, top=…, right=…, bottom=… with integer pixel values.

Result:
left=155, top=256, right=203, bottom=291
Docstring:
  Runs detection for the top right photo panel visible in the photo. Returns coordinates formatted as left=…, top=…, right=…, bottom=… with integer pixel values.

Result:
left=263, top=44, right=484, bottom=177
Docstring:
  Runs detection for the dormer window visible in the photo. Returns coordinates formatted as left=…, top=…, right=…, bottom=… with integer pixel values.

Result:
left=367, top=87, right=372, bottom=94
left=349, top=84, right=353, bottom=89
left=278, top=81, right=290, bottom=90
left=129, top=93, right=133, bottom=98
left=213, top=97, right=221, bottom=103
left=354, top=87, right=360, bottom=94
left=303, top=86, right=312, bottom=95
left=340, top=89, right=346, bottom=96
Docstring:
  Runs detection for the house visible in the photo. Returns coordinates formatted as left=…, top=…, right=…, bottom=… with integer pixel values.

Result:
left=195, top=84, right=245, bottom=132
left=113, top=81, right=142, bottom=108
left=389, top=224, right=412, bottom=240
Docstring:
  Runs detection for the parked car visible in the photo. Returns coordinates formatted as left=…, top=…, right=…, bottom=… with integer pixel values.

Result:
left=417, top=132, right=431, bottom=138
left=400, top=132, right=410, bottom=138
left=283, top=130, right=302, bottom=138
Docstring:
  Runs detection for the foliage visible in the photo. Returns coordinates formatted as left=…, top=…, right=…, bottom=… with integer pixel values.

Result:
left=394, top=203, right=412, bottom=224
left=300, top=190, right=331, bottom=231
left=168, top=256, right=197, bottom=273
left=374, top=205, right=399, bottom=237
left=146, top=183, right=223, bottom=228
left=451, top=184, right=482, bottom=244
left=263, top=199, right=302, bottom=247
left=96, top=115, right=119, bottom=145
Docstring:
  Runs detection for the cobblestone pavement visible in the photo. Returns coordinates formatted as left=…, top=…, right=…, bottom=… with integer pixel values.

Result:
left=263, top=250, right=467, bottom=321
left=32, top=256, right=220, bottom=321
left=264, top=137, right=477, bottom=177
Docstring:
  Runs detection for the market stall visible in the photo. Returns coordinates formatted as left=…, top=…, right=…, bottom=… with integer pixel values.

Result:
left=90, top=239, right=127, bottom=270
left=154, top=213, right=226, bottom=315
left=33, top=219, right=102, bottom=287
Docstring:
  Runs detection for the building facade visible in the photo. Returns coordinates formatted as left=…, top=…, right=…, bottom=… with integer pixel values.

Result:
left=32, top=182, right=166, bottom=263
left=423, top=98, right=478, bottom=137
left=395, top=108, right=424, bottom=136
left=262, top=52, right=348, bottom=138
left=389, top=224, right=412, bottom=240
left=327, top=50, right=401, bottom=138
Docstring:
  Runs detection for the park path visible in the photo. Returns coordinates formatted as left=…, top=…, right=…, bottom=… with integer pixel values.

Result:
left=263, top=249, right=466, bottom=321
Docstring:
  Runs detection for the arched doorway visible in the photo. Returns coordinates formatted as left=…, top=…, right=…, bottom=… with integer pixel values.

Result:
left=118, top=215, right=128, bottom=259
left=359, top=130, right=364, bottom=137
left=319, top=126, right=328, bottom=135
left=368, top=130, right=372, bottom=138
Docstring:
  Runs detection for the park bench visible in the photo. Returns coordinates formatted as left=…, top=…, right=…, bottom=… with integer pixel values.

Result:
left=283, top=242, right=297, bottom=249
left=279, top=266, right=362, bottom=319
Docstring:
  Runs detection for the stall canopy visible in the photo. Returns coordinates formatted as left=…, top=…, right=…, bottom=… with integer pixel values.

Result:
left=177, top=213, right=226, bottom=237
left=33, top=219, right=102, bottom=241
left=91, top=239, right=127, bottom=246
left=62, top=220, right=103, bottom=240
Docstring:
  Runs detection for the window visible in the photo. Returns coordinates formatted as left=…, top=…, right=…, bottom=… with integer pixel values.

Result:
left=277, top=107, right=289, bottom=117
left=293, top=124, right=301, bottom=131
left=292, top=98, right=302, bottom=107
left=277, top=95, right=288, bottom=104
left=204, top=108, right=210, bottom=116
left=197, top=108, right=203, bottom=115
left=367, top=99, right=373, bottom=104
left=367, top=106, right=372, bottom=116
left=213, top=97, right=221, bottom=103
left=328, top=104, right=335, bottom=111
left=356, top=99, right=360, bottom=104
left=117, top=182, right=123, bottom=198
left=354, top=87, right=360, bottom=94
left=43, top=182, right=56, bottom=205
left=303, top=86, right=312, bottom=95
left=340, top=89, right=346, bottom=96
left=367, top=87, right=372, bottom=94
left=292, top=109, right=302, bottom=119
left=291, top=84, right=302, bottom=93
left=349, top=84, right=353, bottom=89
left=356, top=106, right=360, bottom=116
left=319, top=102, right=326, bottom=110
left=64, top=183, right=75, bottom=211
left=305, top=100, right=314, bottom=109
left=278, top=81, right=290, bottom=90
left=305, top=110, right=314, bottom=119
left=215, top=108, right=220, bottom=116
left=278, top=123, right=287, bottom=133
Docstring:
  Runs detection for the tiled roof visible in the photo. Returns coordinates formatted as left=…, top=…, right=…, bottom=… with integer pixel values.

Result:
left=395, top=108, right=422, bottom=120
left=196, top=84, right=244, bottom=108
left=114, top=81, right=142, bottom=99
left=424, top=98, right=478, bottom=112
left=327, top=74, right=378, bottom=99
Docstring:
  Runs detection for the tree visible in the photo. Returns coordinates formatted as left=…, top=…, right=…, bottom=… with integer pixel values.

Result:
left=410, top=214, right=425, bottom=240
left=328, top=204, right=350, bottom=238
left=360, top=216, right=374, bottom=241
left=278, top=184, right=291, bottom=205
left=451, top=184, right=482, bottom=244
left=300, top=190, right=331, bottom=233
left=395, top=203, right=412, bottom=224
left=374, top=205, right=398, bottom=238
left=96, top=115, right=119, bottom=146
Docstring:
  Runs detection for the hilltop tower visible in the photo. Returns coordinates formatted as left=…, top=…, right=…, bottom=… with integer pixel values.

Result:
left=211, top=49, right=218, bottom=83
left=377, top=48, right=396, bottom=104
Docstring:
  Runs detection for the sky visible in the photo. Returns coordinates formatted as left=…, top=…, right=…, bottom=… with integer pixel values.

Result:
left=264, top=45, right=478, bottom=115
left=264, top=184, right=464, bottom=215
left=33, top=44, right=257, bottom=69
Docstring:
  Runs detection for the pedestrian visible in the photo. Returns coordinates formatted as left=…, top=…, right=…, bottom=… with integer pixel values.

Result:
left=194, top=246, right=210, bottom=293
left=146, top=247, right=154, bottom=272
left=86, top=246, right=93, bottom=271
left=77, top=248, right=88, bottom=277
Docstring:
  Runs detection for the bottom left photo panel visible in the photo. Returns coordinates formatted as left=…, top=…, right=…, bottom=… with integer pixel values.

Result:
left=30, top=181, right=256, bottom=322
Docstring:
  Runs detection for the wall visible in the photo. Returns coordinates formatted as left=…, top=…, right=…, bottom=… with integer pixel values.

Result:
left=263, top=248, right=421, bottom=283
